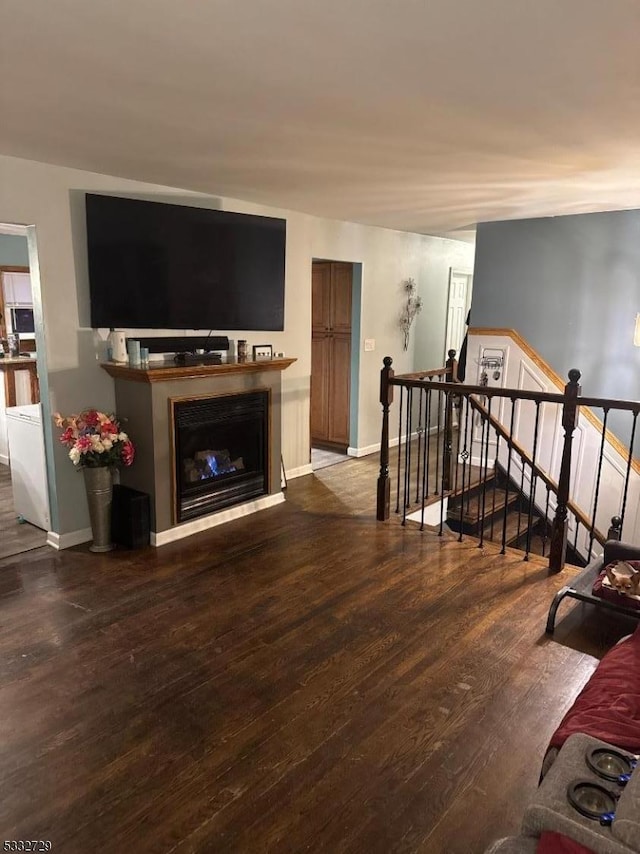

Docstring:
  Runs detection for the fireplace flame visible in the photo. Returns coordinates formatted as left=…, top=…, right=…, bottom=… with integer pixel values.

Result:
left=184, top=449, right=245, bottom=483
left=204, top=453, right=237, bottom=479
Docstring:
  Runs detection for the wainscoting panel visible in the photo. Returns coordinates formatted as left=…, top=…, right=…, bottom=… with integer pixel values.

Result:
left=468, top=331, right=640, bottom=551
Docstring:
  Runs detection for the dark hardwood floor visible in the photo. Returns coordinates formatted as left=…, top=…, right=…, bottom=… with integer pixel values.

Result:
left=0, top=452, right=634, bottom=853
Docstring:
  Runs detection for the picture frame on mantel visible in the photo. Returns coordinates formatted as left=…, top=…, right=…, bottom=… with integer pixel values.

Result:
left=252, top=344, right=273, bottom=360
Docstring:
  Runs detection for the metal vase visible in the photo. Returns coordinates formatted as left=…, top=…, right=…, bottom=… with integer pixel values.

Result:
left=83, top=466, right=114, bottom=553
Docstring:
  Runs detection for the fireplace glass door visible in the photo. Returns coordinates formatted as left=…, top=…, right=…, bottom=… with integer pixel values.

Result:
left=173, top=391, right=269, bottom=521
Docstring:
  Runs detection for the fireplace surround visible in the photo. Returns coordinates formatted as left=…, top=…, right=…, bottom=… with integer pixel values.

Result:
left=102, top=357, right=295, bottom=545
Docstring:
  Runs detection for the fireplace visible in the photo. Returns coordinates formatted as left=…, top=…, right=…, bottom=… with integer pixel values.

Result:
left=172, top=391, right=269, bottom=522
left=104, top=357, right=294, bottom=545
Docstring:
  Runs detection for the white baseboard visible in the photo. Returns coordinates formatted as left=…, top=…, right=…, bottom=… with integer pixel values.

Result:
left=151, top=492, right=285, bottom=547
left=348, top=427, right=439, bottom=459
left=347, top=443, right=380, bottom=458
left=286, top=463, right=313, bottom=480
left=47, top=527, right=92, bottom=550
left=0, top=453, right=9, bottom=466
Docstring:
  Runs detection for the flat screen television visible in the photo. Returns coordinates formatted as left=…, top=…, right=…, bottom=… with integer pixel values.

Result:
left=85, top=194, right=286, bottom=330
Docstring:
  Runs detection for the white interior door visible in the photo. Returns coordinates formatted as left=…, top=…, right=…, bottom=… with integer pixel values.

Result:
left=444, top=269, right=472, bottom=360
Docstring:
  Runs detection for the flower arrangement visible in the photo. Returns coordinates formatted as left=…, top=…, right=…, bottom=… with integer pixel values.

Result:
left=399, top=277, right=423, bottom=351
left=54, top=409, right=135, bottom=468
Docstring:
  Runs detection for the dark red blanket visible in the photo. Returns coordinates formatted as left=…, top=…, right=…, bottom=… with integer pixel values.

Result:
left=537, top=831, right=594, bottom=854
left=548, top=625, right=640, bottom=752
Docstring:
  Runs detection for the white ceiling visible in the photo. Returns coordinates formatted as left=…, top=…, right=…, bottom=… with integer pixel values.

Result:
left=2, top=0, right=640, bottom=239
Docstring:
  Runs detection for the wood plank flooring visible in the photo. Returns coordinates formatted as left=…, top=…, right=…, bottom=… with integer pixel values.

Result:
left=0, top=452, right=634, bottom=853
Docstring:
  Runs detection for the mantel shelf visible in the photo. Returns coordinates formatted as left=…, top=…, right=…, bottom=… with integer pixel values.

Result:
left=101, top=357, right=297, bottom=384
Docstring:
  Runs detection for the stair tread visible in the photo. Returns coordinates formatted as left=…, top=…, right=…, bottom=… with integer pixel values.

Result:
left=448, top=488, right=519, bottom=525
left=481, top=508, right=543, bottom=546
left=447, top=466, right=497, bottom=500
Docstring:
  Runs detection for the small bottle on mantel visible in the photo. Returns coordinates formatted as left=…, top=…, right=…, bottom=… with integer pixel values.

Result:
left=237, top=339, right=248, bottom=361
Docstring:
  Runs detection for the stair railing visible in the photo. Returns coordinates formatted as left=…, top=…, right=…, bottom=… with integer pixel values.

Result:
left=377, top=356, right=639, bottom=572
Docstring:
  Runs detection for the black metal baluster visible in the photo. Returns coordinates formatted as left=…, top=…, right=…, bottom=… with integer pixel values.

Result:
left=618, top=410, right=638, bottom=537
left=516, top=455, right=526, bottom=546
left=501, top=398, right=517, bottom=555
left=395, top=385, right=403, bottom=514
left=434, top=388, right=442, bottom=494
left=475, top=402, right=487, bottom=546
left=542, top=486, right=551, bottom=557
left=524, top=401, right=542, bottom=562
left=419, top=387, right=430, bottom=531
left=425, top=380, right=433, bottom=499
left=415, top=385, right=424, bottom=504
left=478, top=397, right=493, bottom=548
left=489, top=431, right=500, bottom=542
left=465, top=398, right=477, bottom=516
left=402, top=387, right=413, bottom=522
left=588, top=408, right=609, bottom=561
left=453, top=395, right=461, bottom=495
left=458, top=393, right=471, bottom=542
left=439, top=391, right=450, bottom=535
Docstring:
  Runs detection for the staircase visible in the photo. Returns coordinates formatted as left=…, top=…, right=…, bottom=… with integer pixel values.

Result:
left=446, top=463, right=555, bottom=560
left=376, top=348, right=639, bottom=572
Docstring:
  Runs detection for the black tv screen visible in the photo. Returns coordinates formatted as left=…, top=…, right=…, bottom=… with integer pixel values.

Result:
left=85, top=194, right=286, bottom=330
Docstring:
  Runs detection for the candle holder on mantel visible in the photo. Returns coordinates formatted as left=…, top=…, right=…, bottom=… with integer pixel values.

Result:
left=237, top=340, right=248, bottom=361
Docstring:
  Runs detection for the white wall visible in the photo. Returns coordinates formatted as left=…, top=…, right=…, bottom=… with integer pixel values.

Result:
left=0, top=154, right=473, bottom=538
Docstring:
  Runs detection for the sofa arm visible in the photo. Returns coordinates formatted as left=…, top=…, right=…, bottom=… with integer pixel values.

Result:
left=603, top=539, right=640, bottom=564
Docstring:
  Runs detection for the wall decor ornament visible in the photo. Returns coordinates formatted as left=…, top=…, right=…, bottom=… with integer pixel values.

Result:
left=399, top=278, right=423, bottom=351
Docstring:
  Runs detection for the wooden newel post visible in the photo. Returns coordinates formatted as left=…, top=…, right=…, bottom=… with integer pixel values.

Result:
left=377, top=356, right=394, bottom=521
left=549, top=369, right=581, bottom=572
left=607, top=516, right=622, bottom=541
left=445, top=349, right=458, bottom=382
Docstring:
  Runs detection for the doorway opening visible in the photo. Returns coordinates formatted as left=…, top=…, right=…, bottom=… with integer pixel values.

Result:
left=0, top=224, right=50, bottom=560
left=310, top=259, right=359, bottom=472
left=444, top=268, right=473, bottom=362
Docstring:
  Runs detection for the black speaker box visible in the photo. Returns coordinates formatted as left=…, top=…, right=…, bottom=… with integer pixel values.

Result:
left=111, top=484, right=151, bottom=549
left=133, top=335, right=230, bottom=354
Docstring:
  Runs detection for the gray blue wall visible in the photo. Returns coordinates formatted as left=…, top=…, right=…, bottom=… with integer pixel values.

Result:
left=472, top=210, right=640, bottom=452
left=0, top=234, right=29, bottom=266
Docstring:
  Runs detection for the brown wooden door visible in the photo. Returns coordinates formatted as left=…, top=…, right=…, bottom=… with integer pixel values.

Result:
left=310, top=261, right=353, bottom=449
left=330, top=263, right=353, bottom=334
left=310, top=333, right=330, bottom=440
left=312, top=262, right=331, bottom=333
left=327, top=333, right=351, bottom=444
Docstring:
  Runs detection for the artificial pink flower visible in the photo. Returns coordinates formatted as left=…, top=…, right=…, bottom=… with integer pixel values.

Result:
left=76, top=435, right=92, bottom=453
left=59, top=426, right=75, bottom=446
left=121, top=440, right=135, bottom=466
left=84, top=410, right=100, bottom=427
